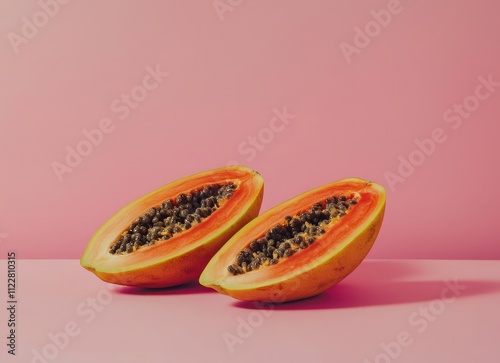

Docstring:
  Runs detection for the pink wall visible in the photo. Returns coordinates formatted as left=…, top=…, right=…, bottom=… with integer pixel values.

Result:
left=1, top=0, right=499, bottom=259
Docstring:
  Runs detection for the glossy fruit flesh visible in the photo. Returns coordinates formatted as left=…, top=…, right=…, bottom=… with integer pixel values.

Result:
left=226, top=194, right=358, bottom=275
left=109, top=182, right=238, bottom=255
left=80, top=166, right=264, bottom=288
left=199, top=178, right=385, bottom=302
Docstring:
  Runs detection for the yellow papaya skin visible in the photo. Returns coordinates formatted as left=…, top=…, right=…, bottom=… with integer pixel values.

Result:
left=81, top=166, right=264, bottom=288
left=200, top=178, right=385, bottom=302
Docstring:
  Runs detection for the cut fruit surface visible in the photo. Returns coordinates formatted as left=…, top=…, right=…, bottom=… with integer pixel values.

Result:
left=80, top=166, right=264, bottom=288
left=199, top=178, right=385, bottom=302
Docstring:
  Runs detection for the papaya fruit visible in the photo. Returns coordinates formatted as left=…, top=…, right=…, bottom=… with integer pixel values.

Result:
left=199, top=178, right=385, bottom=302
left=80, top=166, right=264, bottom=288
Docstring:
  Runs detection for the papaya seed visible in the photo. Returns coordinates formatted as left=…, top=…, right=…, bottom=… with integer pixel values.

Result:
left=109, top=183, right=238, bottom=255
left=227, top=194, right=359, bottom=274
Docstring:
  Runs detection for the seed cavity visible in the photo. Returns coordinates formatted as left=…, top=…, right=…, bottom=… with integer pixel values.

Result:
left=109, top=183, right=237, bottom=255
left=227, top=194, right=358, bottom=275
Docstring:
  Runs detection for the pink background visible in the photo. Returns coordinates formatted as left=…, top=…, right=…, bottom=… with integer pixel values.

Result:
left=1, top=0, right=499, bottom=259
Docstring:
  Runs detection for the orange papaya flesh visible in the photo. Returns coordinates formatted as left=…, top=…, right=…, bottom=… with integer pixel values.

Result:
left=199, top=178, right=385, bottom=302
left=80, top=166, right=264, bottom=288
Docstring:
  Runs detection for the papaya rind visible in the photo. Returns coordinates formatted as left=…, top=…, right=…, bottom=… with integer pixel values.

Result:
left=80, top=166, right=264, bottom=288
left=199, top=178, right=385, bottom=302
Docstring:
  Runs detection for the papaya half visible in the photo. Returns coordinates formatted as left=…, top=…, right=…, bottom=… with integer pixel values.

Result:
left=199, top=178, right=385, bottom=302
left=80, top=166, right=264, bottom=288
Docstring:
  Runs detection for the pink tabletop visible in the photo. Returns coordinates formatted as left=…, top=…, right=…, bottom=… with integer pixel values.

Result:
left=2, top=259, right=499, bottom=363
